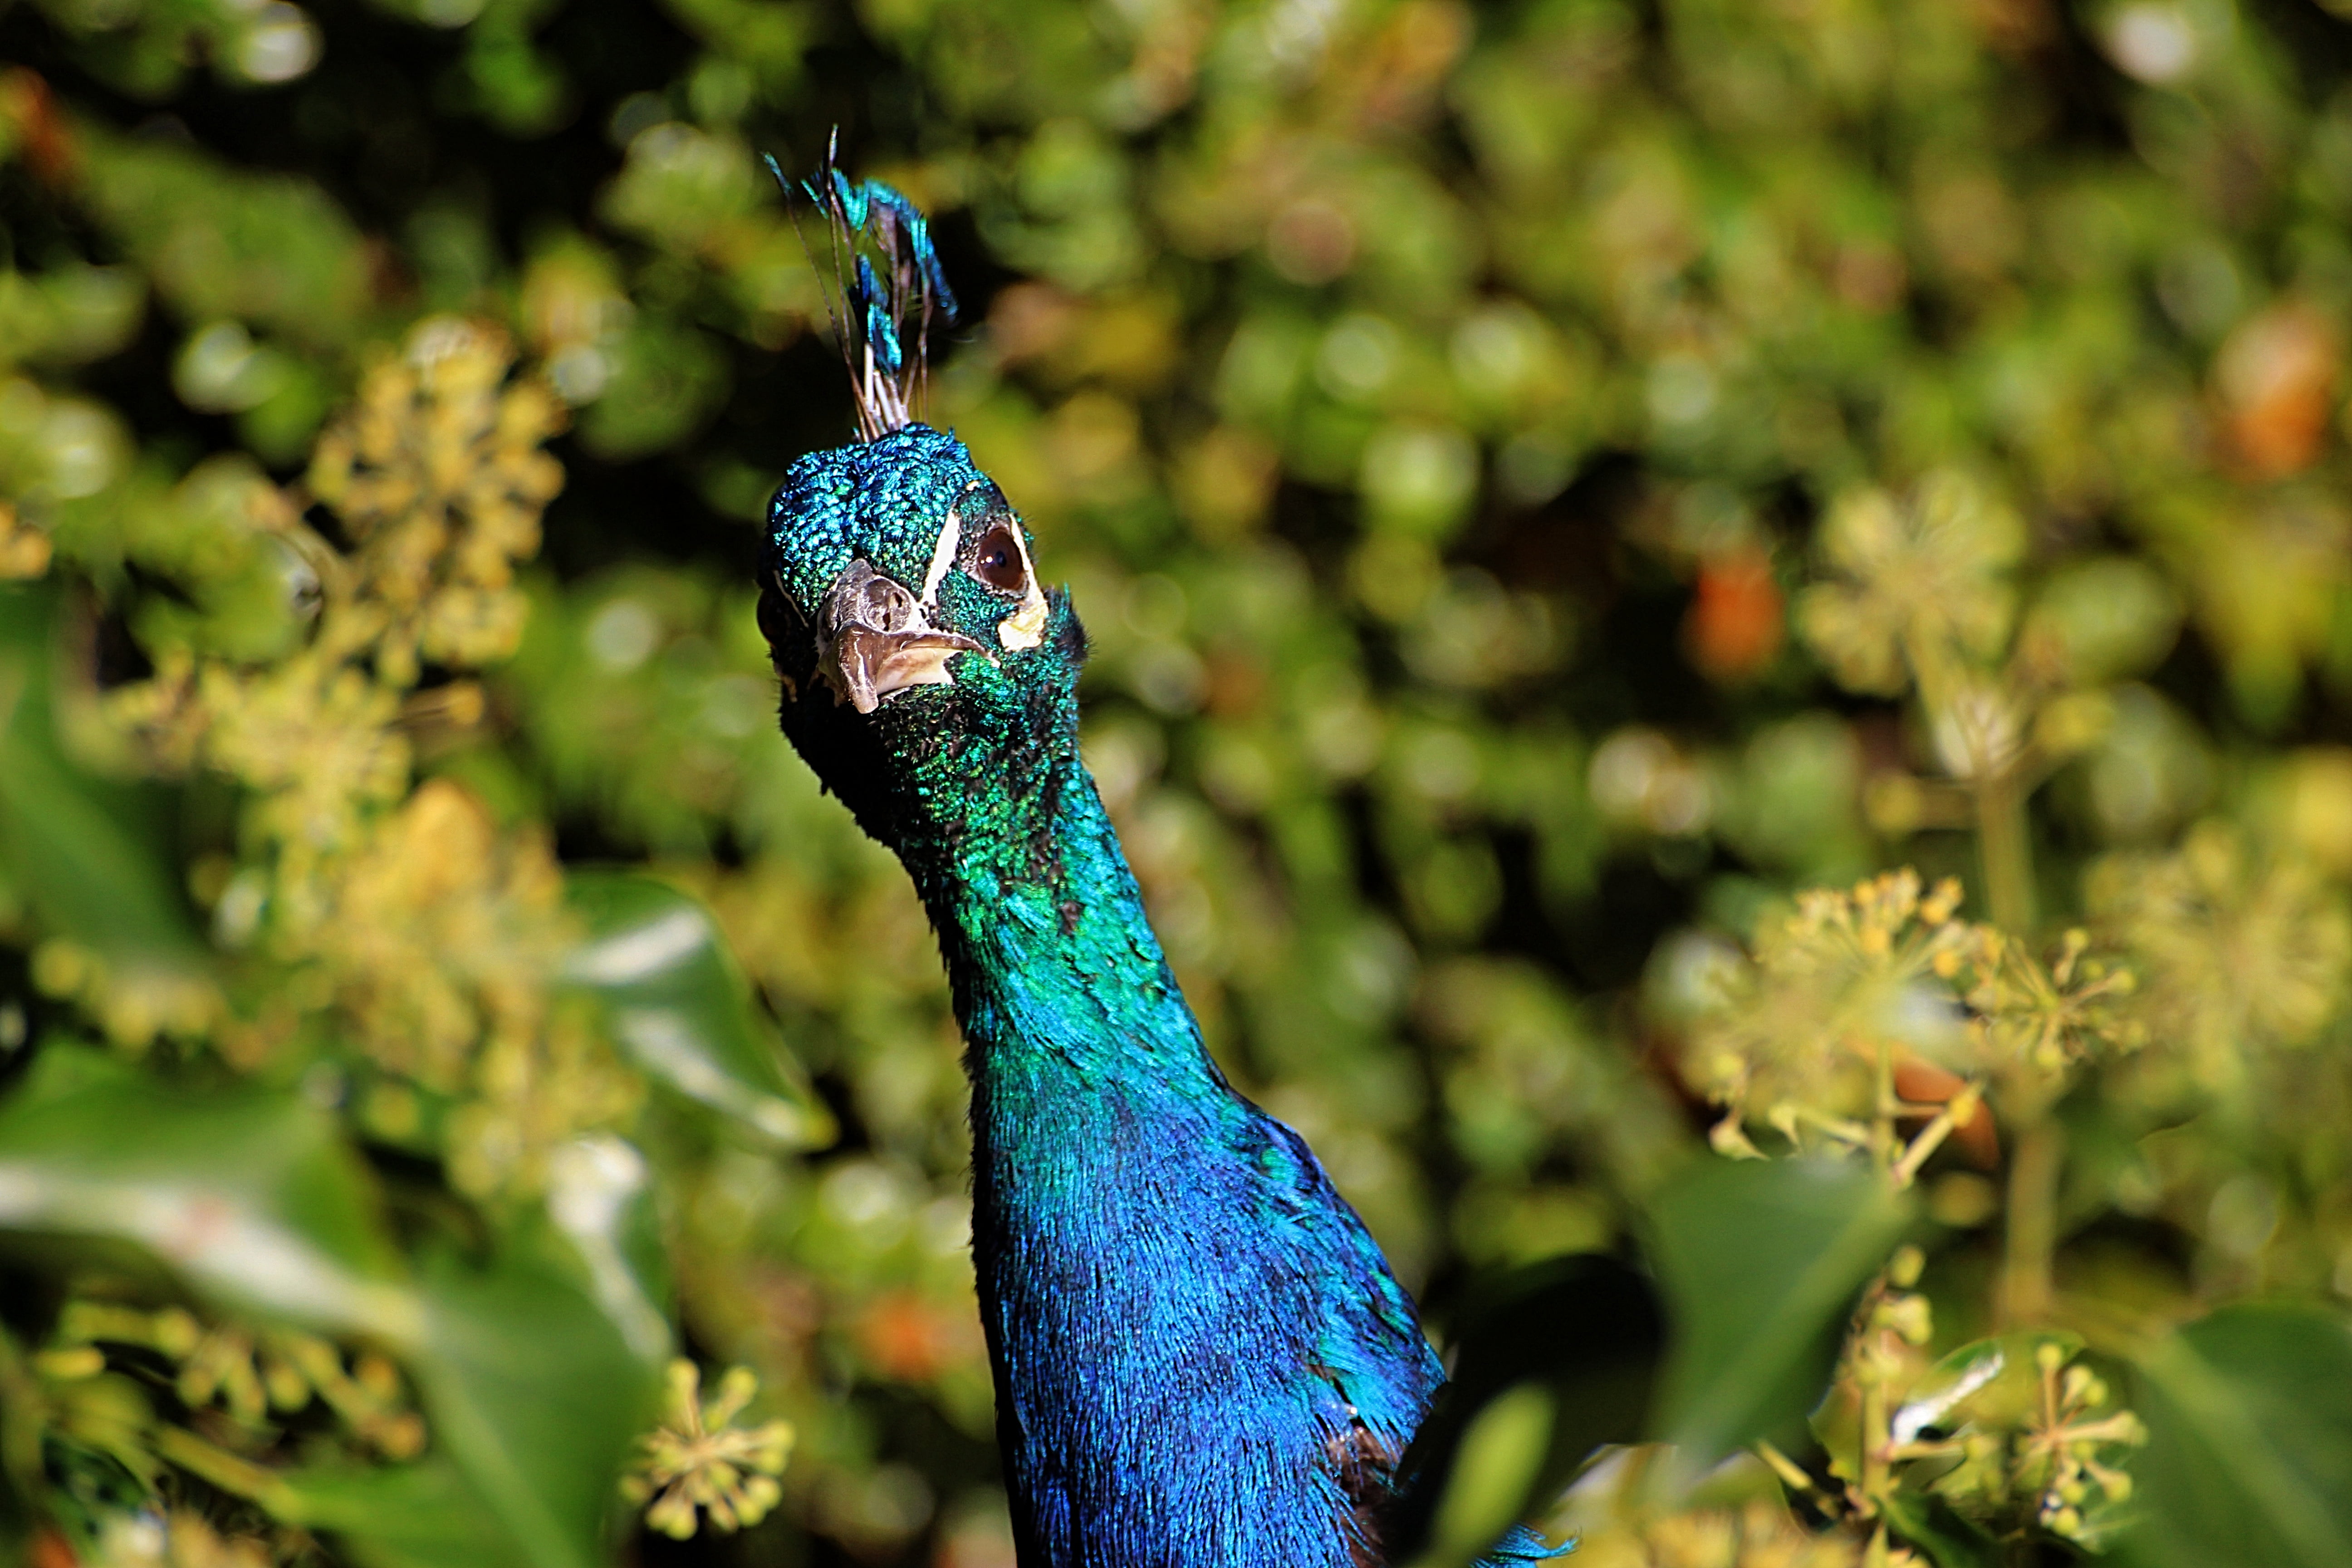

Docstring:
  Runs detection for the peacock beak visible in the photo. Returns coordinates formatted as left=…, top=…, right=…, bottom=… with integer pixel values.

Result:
left=816, top=560, right=986, bottom=714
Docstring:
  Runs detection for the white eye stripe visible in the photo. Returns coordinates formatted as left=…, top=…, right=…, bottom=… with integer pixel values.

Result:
left=996, top=528, right=1047, bottom=649
left=918, top=512, right=960, bottom=607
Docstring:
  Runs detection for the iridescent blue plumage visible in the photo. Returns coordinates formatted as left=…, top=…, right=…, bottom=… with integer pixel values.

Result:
left=759, top=157, right=1555, bottom=1568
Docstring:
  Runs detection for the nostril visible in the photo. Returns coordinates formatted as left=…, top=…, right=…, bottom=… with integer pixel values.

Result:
left=857, top=577, right=915, bottom=632
left=823, top=560, right=933, bottom=636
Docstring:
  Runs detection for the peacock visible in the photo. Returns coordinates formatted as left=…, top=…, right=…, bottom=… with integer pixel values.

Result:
left=757, top=146, right=1555, bottom=1568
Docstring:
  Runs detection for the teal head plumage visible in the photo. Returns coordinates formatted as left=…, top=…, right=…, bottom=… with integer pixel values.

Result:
left=760, top=421, right=1085, bottom=878
left=759, top=147, right=1557, bottom=1568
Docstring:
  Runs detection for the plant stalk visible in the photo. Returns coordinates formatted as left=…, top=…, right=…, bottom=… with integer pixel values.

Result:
left=1975, top=766, right=2034, bottom=936
left=1996, top=1108, right=2065, bottom=1328
left=1859, top=1366, right=1891, bottom=1506
left=1871, top=1037, right=1897, bottom=1179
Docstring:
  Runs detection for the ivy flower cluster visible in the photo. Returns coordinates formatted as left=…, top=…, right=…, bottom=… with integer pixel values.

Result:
left=1929, top=1342, right=2145, bottom=1547
left=56, top=1298, right=426, bottom=1462
left=1800, top=1252, right=2145, bottom=1558
left=1796, top=473, right=2022, bottom=705
left=88, top=319, right=637, bottom=1196
left=307, top=317, right=566, bottom=686
left=1681, top=870, right=1974, bottom=1171
left=1957, top=927, right=2141, bottom=1080
left=2088, top=820, right=2352, bottom=1099
left=1684, top=870, right=2142, bottom=1184
left=622, top=1358, right=796, bottom=1540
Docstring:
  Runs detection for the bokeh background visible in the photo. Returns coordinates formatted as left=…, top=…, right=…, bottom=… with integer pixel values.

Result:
left=4, top=0, right=2352, bottom=1563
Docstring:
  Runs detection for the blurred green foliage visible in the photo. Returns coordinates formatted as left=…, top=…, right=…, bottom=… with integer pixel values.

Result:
left=4, top=0, right=2352, bottom=1563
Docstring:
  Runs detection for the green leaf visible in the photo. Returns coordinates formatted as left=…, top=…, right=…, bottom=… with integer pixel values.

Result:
left=545, top=1132, right=674, bottom=1363
left=1880, top=1490, right=2002, bottom=1568
left=1392, top=1253, right=1661, bottom=1562
left=2120, top=1302, right=2352, bottom=1568
left=562, top=871, right=833, bottom=1148
left=0, top=1046, right=413, bottom=1337
left=0, top=583, right=210, bottom=980
left=1643, top=1157, right=1911, bottom=1493
left=0, top=1050, right=655, bottom=1568
left=1404, top=1384, right=1556, bottom=1568
left=279, top=1247, right=655, bottom=1568
left=402, top=1249, right=659, bottom=1568
left=281, top=1460, right=518, bottom=1568
left=285, top=1254, right=657, bottom=1568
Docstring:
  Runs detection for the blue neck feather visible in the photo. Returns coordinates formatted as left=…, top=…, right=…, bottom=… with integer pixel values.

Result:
left=852, top=612, right=1469, bottom=1567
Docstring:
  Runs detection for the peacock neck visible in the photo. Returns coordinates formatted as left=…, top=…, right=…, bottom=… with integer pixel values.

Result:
left=892, top=733, right=1217, bottom=1105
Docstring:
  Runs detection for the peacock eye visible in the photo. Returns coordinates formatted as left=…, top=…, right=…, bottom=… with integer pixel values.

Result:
left=967, top=523, right=1030, bottom=595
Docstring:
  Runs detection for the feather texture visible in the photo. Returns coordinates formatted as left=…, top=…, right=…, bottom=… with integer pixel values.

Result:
left=773, top=133, right=957, bottom=442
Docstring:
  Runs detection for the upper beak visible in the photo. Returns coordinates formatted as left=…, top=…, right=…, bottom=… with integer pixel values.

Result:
left=816, top=560, right=985, bottom=714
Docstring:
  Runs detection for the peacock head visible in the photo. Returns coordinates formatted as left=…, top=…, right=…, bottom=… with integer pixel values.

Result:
left=756, top=147, right=1084, bottom=844
left=758, top=425, right=1082, bottom=790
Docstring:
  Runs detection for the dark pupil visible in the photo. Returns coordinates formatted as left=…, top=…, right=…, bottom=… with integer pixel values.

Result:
left=973, top=527, right=1026, bottom=592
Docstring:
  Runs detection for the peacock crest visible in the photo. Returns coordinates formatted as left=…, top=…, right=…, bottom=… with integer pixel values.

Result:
left=774, top=132, right=959, bottom=442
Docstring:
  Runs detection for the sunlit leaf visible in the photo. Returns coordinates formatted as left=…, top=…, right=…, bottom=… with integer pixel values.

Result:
left=545, top=1132, right=673, bottom=1363
left=1644, top=1157, right=1911, bottom=1491
left=0, top=1046, right=412, bottom=1337
left=562, top=871, right=833, bottom=1148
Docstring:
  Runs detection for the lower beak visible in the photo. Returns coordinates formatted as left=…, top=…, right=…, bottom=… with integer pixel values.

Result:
left=825, top=623, right=985, bottom=714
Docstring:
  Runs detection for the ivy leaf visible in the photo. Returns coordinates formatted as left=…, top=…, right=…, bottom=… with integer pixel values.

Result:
left=1391, top=1253, right=1662, bottom=1564
left=0, top=1046, right=410, bottom=1335
left=285, top=1269, right=659, bottom=1568
left=1643, top=1157, right=1911, bottom=1493
left=279, top=1249, right=655, bottom=1568
left=545, top=1133, right=674, bottom=1364
left=1400, top=1384, right=1557, bottom=1568
left=0, top=584, right=209, bottom=983
left=0, top=1050, right=655, bottom=1568
left=400, top=1247, right=658, bottom=1568
left=562, top=871, right=833, bottom=1148
left=2121, top=1302, right=2352, bottom=1568
left=1880, top=1491, right=2002, bottom=1568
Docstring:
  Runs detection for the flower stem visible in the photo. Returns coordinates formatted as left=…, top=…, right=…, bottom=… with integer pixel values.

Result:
left=1975, top=767, right=2034, bottom=936
left=1997, top=1108, right=2065, bottom=1328
left=1860, top=1367, right=1890, bottom=1506
left=1871, top=1037, right=1897, bottom=1179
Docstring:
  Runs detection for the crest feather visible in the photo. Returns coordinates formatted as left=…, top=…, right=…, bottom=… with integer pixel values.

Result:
left=771, top=132, right=959, bottom=442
